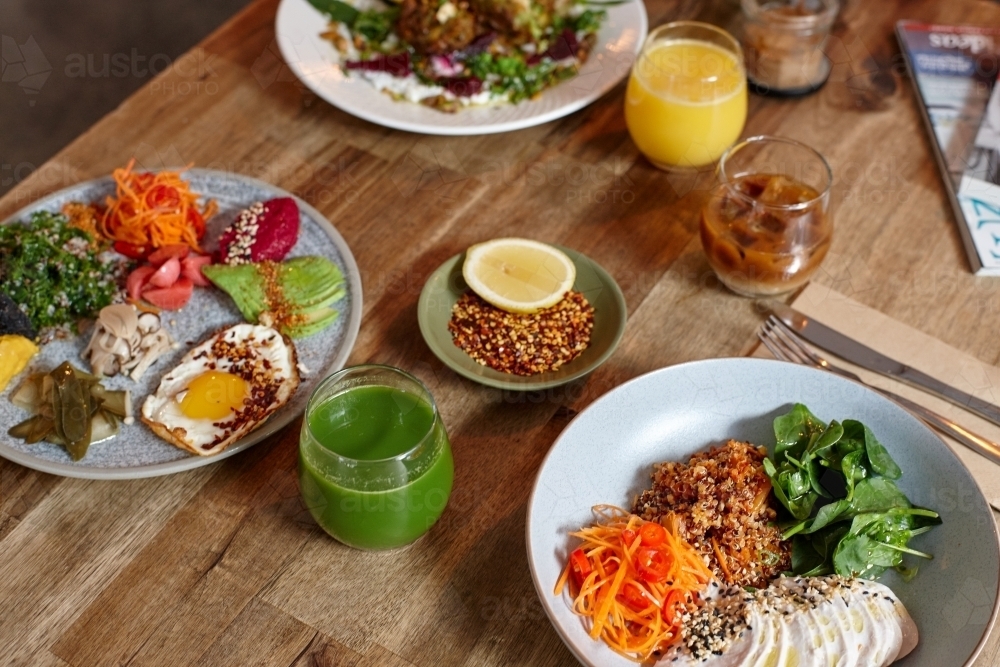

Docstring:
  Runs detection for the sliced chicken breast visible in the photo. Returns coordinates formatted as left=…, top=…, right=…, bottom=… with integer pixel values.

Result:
left=664, top=576, right=919, bottom=667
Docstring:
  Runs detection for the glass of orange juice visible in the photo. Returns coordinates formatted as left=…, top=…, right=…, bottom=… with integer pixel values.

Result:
left=626, top=21, right=748, bottom=171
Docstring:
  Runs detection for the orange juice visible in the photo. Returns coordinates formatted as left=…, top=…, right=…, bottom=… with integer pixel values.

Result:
left=626, top=38, right=747, bottom=169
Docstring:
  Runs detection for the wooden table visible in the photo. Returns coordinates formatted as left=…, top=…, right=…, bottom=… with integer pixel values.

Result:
left=3, top=0, right=1000, bottom=665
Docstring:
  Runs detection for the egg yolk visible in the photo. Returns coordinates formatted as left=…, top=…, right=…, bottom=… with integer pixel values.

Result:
left=179, top=371, right=249, bottom=420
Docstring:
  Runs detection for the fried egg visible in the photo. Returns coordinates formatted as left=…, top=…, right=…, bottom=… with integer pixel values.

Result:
left=141, top=323, right=300, bottom=456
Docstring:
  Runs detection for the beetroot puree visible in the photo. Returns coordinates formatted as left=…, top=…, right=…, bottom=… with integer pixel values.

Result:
left=218, top=197, right=300, bottom=265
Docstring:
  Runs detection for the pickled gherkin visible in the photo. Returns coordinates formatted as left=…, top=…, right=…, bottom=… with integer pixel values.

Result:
left=7, top=361, right=131, bottom=461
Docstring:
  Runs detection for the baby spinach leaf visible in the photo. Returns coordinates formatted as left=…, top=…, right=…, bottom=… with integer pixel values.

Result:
left=851, top=478, right=910, bottom=513
left=833, top=533, right=899, bottom=578
left=807, top=456, right=832, bottom=499
left=841, top=419, right=902, bottom=479
left=811, top=524, right=850, bottom=560
left=802, top=498, right=851, bottom=534
left=780, top=467, right=817, bottom=520
left=863, top=425, right=902, bottom=479
left=774, top=403, right=826, bottom=460
left=809, top=419, right=844, bottom=460
left=792, top=539, right=827, bottom=577
left=764, top=457, right=817, bottom=521
left=841, top=449, right=867, bottom=500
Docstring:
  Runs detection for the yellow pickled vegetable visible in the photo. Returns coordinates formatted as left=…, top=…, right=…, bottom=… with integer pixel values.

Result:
left=0, top=335, right=39, bottom=392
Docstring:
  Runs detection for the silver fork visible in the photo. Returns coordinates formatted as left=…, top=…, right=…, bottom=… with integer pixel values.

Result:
left=759, top=316, right=1000, bottom=467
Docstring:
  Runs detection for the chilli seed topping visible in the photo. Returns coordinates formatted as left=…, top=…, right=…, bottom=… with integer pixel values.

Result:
left=203, top=331, right=285, bottom=448
left=448, top=290, right=594, bottom=376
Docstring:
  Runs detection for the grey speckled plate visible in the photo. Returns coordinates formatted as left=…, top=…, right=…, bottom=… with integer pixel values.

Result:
left=527, top=357, right=1000, bottom=667
left=0, top=169, right=362, bottom=479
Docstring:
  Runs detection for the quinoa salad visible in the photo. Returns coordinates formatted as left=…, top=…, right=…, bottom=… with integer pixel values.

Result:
left=308, top=0, right=607, bottom=111
left=632, top=439, right=790, bottom=589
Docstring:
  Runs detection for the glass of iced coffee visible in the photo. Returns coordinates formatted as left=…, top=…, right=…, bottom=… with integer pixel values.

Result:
left=699, top=135, right=832, bottom=297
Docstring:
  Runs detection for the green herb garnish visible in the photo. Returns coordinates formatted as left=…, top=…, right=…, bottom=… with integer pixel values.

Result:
left=763, top=404, right=941, bottom=580
left=306, top=0, right=360, bottom=24
left=465, top=52, right=572, bottom=103
left=572, top=9, right=607, bottom=34
left=354, top=8, right=400, bottom=44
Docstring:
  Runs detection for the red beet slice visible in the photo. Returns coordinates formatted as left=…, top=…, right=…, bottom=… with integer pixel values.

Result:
left=182, top=255, right=213, bottom=287
left=143, top=277, right=193, bottom=310
left=148, top=257, right=181, bottom=288
left=126, top=266, right=156, bottom=300
left=344, top=53, right=411, bottom=77
left=218, top=197, right=300, bottom=265
left=148, top=244, right=190, bottom=266
left=251, top=197, right=299, bottom=262
left=545, top=29, right=579, bottom=61
left=444, top=76, right=483, bottom=97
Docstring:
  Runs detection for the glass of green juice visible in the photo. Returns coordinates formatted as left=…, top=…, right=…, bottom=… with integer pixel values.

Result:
left=298, top=365, right=454, bottom=550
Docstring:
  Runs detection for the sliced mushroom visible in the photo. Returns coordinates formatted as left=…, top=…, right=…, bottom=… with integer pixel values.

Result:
left=82, top=305, right=174, bottom=381
left=129, top=330, right=174, bottom=381
left=98, top=304, right=139, bottom=340
left=137, top=312, right=161, bottom=334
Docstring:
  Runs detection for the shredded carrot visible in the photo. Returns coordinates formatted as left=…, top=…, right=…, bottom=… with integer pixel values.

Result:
left=101, top=158, right=216, bottom=252
left=62, top=202, right=107, bottom=249
left=554, top=505, right=713, bottom=663
left=711, top=536, right=733, bottom=584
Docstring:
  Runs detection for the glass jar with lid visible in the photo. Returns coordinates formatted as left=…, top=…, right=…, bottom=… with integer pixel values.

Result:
left=741, top=0, right=839, bottom=96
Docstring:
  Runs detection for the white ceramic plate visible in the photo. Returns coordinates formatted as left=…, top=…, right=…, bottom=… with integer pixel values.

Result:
left=527, top=357, right=1000, bottom=667
left=0, top=169, right=362, bottom=479
left=274, top=0, right=647, bottom=135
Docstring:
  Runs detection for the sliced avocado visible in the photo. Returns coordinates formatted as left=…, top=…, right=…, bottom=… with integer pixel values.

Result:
left=201, top=263, right=268, bottom=323
left=203, top=256, right=345, bottom=338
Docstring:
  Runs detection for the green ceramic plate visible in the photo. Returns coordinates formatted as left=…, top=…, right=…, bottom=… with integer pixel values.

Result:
left=418, top=247, right=627, bottom=391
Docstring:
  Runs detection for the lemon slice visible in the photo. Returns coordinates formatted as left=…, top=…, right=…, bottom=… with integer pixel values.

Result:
left=462, top=238, right=576, bottom=314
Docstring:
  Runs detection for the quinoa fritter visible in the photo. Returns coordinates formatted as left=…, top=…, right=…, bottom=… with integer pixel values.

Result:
left=632, top=440, right=790, bottom=589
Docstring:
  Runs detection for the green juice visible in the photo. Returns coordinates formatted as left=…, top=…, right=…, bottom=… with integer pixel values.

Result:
left=299, top=384, right=454, bottom=550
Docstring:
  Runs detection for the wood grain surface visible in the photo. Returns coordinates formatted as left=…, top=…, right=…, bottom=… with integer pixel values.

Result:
left=2, top=0, right=1000, bottom=665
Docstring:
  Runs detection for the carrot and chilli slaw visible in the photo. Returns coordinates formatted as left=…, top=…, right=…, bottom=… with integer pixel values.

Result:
left=101, top=159, right=216, bottom=255
left=554, top=505, right=713, bottom=662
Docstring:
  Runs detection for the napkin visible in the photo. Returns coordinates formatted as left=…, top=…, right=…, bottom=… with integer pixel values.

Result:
left=752, top=283, right=1000, bottom=511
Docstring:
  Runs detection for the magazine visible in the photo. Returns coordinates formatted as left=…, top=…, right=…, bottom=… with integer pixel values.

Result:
left=896, top=20, right=1000, bottom=275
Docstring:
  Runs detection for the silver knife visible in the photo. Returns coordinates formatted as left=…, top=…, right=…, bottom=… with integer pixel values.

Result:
left=770, top=302, right=1000, bottom=429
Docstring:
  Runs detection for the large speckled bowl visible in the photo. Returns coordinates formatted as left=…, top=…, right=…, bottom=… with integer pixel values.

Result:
left=0, top=169, right=362, bottom=479
left=527, top=357, right=1000, bottom=667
